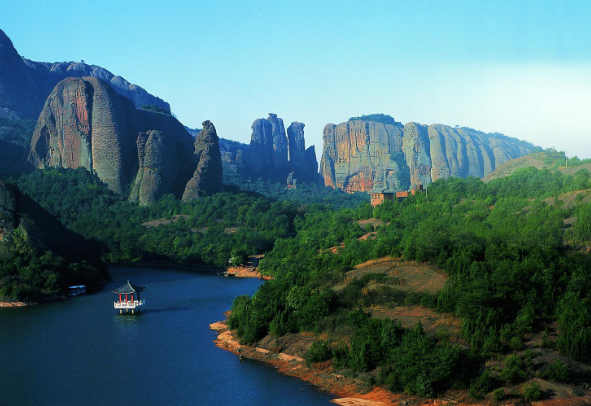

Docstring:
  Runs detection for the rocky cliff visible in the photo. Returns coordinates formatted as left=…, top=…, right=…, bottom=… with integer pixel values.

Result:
left=129, top=130, right=176, bottom=206
left=249, top=114, right=319, bottom=184
left=320, top=115, right=535, bottom=192
left=182, top=120, right=224, bottom=202
left=249, top=115, right=277, bottom=178
left=320, top=118, right=406, bottom=193
left=287, top=122, right=306, bottom=170
left=0, top=29, right=168, bottom=120
left=28, top=76, right=199, bottom=204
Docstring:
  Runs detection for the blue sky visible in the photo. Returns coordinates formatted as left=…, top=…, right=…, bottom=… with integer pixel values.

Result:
left=2, top=0, right=591, bottom=157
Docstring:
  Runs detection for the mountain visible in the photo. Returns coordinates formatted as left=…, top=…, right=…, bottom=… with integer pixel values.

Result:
left=320, top=115, right=535, bottom=192
left=27, top=76, right=219, bottom=205
left=0, top=178, right=108, bottom=301
left=0, top=29, right=168, bottom=121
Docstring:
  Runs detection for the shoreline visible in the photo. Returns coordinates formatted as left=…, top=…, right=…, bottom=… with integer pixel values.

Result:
left=210, top=317, right=469, bottom=406
left=0, top=301, right=34, bottom=307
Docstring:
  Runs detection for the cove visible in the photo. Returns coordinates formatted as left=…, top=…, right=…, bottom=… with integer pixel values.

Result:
left=0, top=267, right=335, bottom=406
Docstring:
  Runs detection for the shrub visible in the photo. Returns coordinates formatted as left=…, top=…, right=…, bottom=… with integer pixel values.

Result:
left=509, top=336, right=524, bottom=351
left=305, top=340, right=333, bottom=365
left=523, top=381, right=542, bottom=401
left=539, top=360, right=569, bottom=383
left=493, top=388, right=505, bottom=401
left=500, top=355, right=528, bottom=383
left=469, top=369, right=496, bottom=399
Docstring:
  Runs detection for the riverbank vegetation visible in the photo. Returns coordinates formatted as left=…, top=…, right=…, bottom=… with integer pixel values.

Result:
left=229, top=166, right=591, bottom=401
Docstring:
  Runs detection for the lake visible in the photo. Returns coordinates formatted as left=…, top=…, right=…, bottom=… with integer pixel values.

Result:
left=0, top=267, right=335, bottom=406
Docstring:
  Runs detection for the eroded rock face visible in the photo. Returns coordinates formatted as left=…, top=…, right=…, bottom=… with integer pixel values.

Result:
left=129, top=131, right=174, bottom=206
left=321, top=117, right=535, bottom=192
left=287, top=122, right=306, bottom=171
left=403, top=123, right=431, bottom=188
left=320, top=119, right=406, bottom=192
left=305, top=146, right=319, bottom=182
left=267, top=113, right=288, bottom=171
left=249, top=116, right=276, bottom=178
left=182, top=121, right=224, bottom=202
left=0, top=28, right=169, bottom=120
left=87, top=77, right=135, bottom=195
left=28, top=78, right=93, bottom=170
left=248, top=115, right=318, bottom=184
left=28, top=76, right=198, bottom=202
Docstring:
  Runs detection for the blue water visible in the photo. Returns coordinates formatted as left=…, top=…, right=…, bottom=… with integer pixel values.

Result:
left=0, top=267, right=335, bottom=406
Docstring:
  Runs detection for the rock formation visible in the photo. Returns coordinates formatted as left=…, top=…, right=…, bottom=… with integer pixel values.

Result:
left=320, top=118, right=406, bottom=193
left=249, top=115, right=276, bottom=178
left=267, top=113, right=288, bottom=171
left=287, top=122, right=306, bottom=171
left=28, top=76, right=198, bottom=203
left=129, top=130, right=175, bottom=206
left=182, top=121, right=224, bottom=202
left=219, top=138, right=249, bottom=176
left=304, top=146, right=320, bottom=182
left=0, top=29, right=168, bottom=120
left=320, top=115, right=535, bottom=192
left=248, top=114, right=319, bottom=184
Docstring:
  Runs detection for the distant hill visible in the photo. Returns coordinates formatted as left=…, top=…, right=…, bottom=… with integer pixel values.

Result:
left=483, top=151, right=591, bottom=182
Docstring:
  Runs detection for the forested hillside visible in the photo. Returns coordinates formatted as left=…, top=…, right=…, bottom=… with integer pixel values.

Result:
left=229, top=166, right=591, bottom=401
left=14, top=169, right=368, bottom=267
left=9, top=164, right=591, bottom=402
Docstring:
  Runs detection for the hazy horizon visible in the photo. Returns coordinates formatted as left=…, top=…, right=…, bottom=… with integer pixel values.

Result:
left=2, top=0, right=590, bottom=158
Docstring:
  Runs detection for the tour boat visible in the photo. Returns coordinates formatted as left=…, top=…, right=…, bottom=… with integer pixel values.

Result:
left=68, top=285, right=86, bottom=296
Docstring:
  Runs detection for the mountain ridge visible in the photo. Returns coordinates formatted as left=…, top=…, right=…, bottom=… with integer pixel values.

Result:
left=0, top=29, right=168, bottom=121
left=320, top=115, right=535, bottom=192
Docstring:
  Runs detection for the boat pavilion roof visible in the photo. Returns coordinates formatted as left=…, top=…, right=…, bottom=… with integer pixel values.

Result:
left=112, top=281, right=147, bottom=294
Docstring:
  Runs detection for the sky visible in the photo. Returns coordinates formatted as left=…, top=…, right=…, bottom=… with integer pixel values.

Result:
left=2, top=0, right=591, bottom=157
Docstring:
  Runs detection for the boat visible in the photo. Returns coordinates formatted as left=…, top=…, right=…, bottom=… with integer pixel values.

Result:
left=68, top=285, right=86, bottom=296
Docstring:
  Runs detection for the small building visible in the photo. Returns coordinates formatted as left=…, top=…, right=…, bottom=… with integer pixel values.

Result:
left=370, top=189, right=395, bottom=207
left=411, top=184, right=424, bottom=195
left=113, top=281, right=146, bottom=314
left=372, top=185, right=425, bottom=206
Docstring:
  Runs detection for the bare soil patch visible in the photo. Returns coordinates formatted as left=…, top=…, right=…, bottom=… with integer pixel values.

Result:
left=342, top=257, right=447, bottom=295
left=356, top=218, right=384, bottom=229
left=225, top=255, right=271, bottom=280
left=369, top=306, right=462, bottom=340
